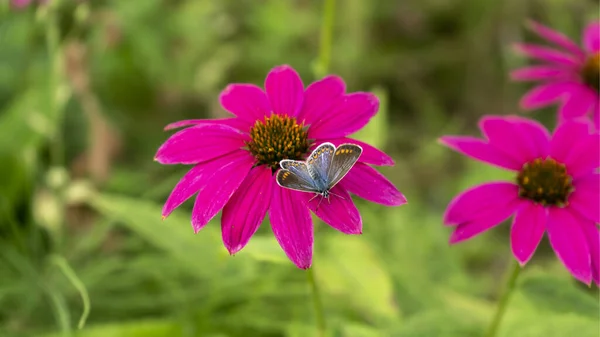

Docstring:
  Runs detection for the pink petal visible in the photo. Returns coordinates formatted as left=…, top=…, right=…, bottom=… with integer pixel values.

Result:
left=527, top=20, right=585, bottom=58
left=449, top=198, right=522, bottom=244
left=593, top=102, right=600, bottom=131
left=444, top=182, right=519, bottom=225
left=514, top=44, right=580, bottom=67
left=479, top=116, right=547, bottom=164
left=549, top=121, right=591, bottom=163
left=510, top=66, right=574, bottom=81
left=264, top=65, right=304, bottom=117
left=303, top=186, right=362, bottom=234
left=268, top=185, right=313, bottom=269
left=519, top=82, right=574, bottom=110
left=163, top=118, right=251, bottom=132
left=510, top=202, right=548, bottom=265
left=547, top=208, right=592, bottom=285
left=155, top=124, right=249, bottom=165
left=221, top=166, right=273, bottom=254
left=564, top=134, right=600, bottom=178
left=297, top=75, right=346, bottom=125
left=583, top=21, right=600, bottom=53
left=559, top=88, right=596, bottom=119
left=508, top=116, right=551, bottom=157
left=219, top=84, right=272, bottom=123
left=308, top=93, right=379, bottom=139
left=316, top=138, right=395, bottom=166
left=438, top=136, right=522, bottom=171
left=190, top=152, right=255, bottom=233
left=339, top=162, right=407, bottom=206
left=579, top=221, right=600, bottom=286
left=569, top=174, right=600, bottom=223
left=162, top=150, right=252, bottom=218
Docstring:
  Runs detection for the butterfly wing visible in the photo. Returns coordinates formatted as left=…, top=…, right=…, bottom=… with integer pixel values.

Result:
left=326, top=143, right=362, bottom=189
left=276, top=160, right=320, bottom=193
left=306, top=142, right=335, bottom=191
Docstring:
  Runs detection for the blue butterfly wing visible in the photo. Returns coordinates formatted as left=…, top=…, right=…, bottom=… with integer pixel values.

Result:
left=306, top=142, right=335, bottom=191
left=326, top=144, right=362, bottom=189
left=276, top=160, right=320, bottom=193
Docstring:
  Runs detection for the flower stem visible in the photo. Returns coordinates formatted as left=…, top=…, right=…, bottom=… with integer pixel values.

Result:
left=314, top=0, right=336, bottom=78
left=485, top=259, right=522, bottom=337
left=306, top=267, right=326, bottom=337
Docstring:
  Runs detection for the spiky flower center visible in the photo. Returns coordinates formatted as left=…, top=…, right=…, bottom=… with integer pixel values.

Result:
left=581, top=52, right=600, bottom=93
left=516, top=158, right=573, bottom=207
left=247, top=114, right=310, bottom=170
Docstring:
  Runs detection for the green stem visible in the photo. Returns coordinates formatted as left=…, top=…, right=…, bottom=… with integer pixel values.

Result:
left=314, top=0, right=336, bottom=78
left=485, top=260, right=522, bottom=337
left=306, top=267, right=326, bottom=337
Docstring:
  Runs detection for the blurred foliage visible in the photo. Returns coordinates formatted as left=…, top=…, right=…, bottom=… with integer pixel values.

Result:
left=0, top=0, right=598, bottom=336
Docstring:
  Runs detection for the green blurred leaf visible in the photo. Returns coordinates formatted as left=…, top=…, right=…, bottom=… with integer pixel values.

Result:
left=390, top=310, right=484, bottom=337
left=518, top=271, right=599, bottom=319
left=318, top=235, right=399, bottom=322
left=43, top=319, right=183, bottom=337
left=242, top=235, right=288, bottom=264
left=87, top=193, right=229, bottom=278
left=500, top=314, right=598, bottom=337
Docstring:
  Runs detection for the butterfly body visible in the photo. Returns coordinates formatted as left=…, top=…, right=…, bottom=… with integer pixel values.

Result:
left=276, top=142, right=362, bottom=204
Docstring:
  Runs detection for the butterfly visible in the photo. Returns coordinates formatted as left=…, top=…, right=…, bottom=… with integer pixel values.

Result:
left=276, top=142, right=363, bottom=207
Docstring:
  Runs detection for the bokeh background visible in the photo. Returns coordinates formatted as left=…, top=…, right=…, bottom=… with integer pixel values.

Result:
left=0, top=0, right=598, bottom=336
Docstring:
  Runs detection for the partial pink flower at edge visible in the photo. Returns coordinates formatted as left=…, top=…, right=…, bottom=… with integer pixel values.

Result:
left=440, top=115, right=600, bottom=286
left=511, top=20, right=600, bottom=130
left=155, top=65, right=407, bottom=269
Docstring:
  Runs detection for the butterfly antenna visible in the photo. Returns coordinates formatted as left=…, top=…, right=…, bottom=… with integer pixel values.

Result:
left=329, top=191, right=346, bottom=200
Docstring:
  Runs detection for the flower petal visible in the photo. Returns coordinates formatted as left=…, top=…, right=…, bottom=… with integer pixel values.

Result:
left=510, top=202, right=548, bottom=265
left=449, top=198, right=522, bottom=244
left=190, top=151, right=255, bottom=233
left=316, top=138, right=395, bottom=166
left=564, top=134, right=600, bottom=178
left=527, top=20, right=585, bottom=58
left=593, top=102, right=600, bottom=131
left=444, top=182, right=519, bottom=225
left=269, top=185, right=313, bottom=269
left=569, top=174, right=600, bottom=223
left=339, top=162, right=407, bottom=206
left=510, top=66, right=575, bottom=81
left=219, top=84, right=272, bottom=123
left=302, top=186, right=362, bottom=234
left=308, top=93, right=379, bottom=139
left=519, top=82, right=574, bottom=110
left=297, top=75, right=346, bottom=125
left=550, top=121, right=591, bottom=163
left=265, top=65, right=304, bottom=117
left=514, top=44, right=580, bottom=67
left=221, top=166, right=273, bottom=254
left=583, top=21, right=600, bottom=53
left=579, top=221, right=600, bottom=286
left=547, top=208, right=592, bottom=285
left=438, top=136, right=522, bottom=170
left=164, top=118, right=251, bottom=132
left=155, top=124, right=248, bottom=165
left=479, top=116, right=548, bottom=164
left=559, top=88, right=596, bottom=119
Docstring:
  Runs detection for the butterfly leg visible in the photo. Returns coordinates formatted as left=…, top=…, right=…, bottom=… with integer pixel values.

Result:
left=329, top=191, right=346, bottom=200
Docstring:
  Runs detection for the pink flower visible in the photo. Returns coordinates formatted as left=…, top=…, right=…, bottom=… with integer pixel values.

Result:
left=511, top=21, right=600, bottom=129
left=155, top=65, right=407, bottom=269
left=440, top=115, right=600, bottom=285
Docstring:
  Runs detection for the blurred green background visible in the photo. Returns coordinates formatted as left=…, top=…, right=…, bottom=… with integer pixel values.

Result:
left=0, top=0, right=598, bottom=336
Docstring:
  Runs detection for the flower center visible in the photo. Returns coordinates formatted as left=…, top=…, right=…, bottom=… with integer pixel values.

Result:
left=581, top=53, right=600, bottom=93
left=516, top=158, right=573, bottom=207
left=246, top=114, right=310, bottom=170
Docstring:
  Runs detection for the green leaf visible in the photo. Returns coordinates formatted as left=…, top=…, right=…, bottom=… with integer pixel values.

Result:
left=518, top=271, right=599, bottom=319
left=390, top=310, right=484, bottom=337
left=87, top=193, right=229, bottom=278
left=42, top=320, right=182, bottom=337
left=242, top=234, right=288, bottom=264
left=500, top=314, right=598, bottom=337
left=317, top=235, right=399, bottom=322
